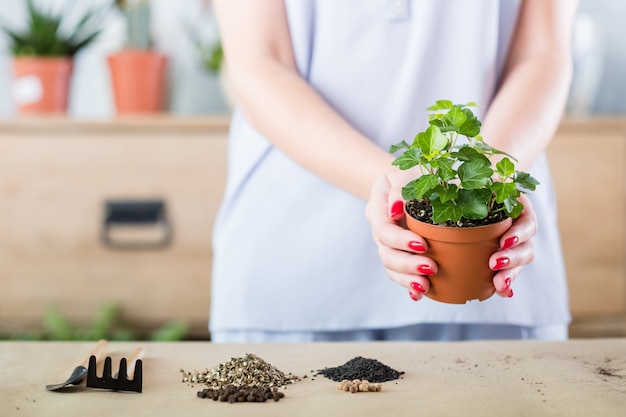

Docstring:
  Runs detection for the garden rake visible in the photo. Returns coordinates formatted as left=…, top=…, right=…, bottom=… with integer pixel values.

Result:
left=86, top=347, right=144, bottom=393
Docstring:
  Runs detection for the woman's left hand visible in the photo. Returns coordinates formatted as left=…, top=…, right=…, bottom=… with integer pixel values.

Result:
left=489, top=193, right=537, bottom=298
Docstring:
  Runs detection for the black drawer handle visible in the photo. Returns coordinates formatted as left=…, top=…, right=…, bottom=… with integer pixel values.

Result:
left=101, top=200, right=172, bottom=250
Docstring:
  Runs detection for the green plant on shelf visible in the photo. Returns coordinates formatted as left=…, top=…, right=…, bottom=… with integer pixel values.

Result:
left=0, top=303, right=190, bottom=341
left=0, top=0, right=105, bottom=57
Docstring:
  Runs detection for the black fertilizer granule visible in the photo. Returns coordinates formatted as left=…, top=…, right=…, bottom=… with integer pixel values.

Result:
left=315, top=356, right=404, bottom=383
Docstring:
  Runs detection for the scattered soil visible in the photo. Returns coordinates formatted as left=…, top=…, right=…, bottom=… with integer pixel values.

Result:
left=596, top=367, right=624, bottom=379
left=406, top=199, right=508, bottom=227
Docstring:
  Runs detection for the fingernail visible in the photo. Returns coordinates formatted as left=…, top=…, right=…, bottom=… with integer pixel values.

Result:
left=390, top=200, right=404, bottom=217
left=410, top=281, right=426, bottom=293
left=502, top=236, right=518, bottom=250
left=503, top=277, right=511, bottom=292
left=408, top=241, right=425, bottom=252
left=507, top=289, right=514, bottom=298
left=494, top=257, right=510, bottom=270
left=409, top=291, right=419, bottom=301
left=417, top=265, right=435, bottom=276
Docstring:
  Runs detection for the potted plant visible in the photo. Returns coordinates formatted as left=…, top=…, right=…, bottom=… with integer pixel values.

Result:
left=390, top=100, right=539, bottom=304
left=0, top=0, right=103, bottom=113
left=108, top=0, right=168, bottom=114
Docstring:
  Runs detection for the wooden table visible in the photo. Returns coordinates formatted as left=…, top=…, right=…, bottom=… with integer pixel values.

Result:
left=1, top=339, right=625, bottom=417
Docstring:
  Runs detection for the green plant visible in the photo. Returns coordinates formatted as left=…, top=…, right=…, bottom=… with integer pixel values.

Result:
left=0, top=0, right=104, bottom=57
left=34, top=303, right=189, bottom=341
left=390, top=100, right=539, bottom=226
left=196, top=38, right=223, bottom=74
left=114, top=0, right=152, bottom=49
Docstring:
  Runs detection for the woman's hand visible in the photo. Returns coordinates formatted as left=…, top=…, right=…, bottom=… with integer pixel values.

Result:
left=489, top=193, right=537, bottom=298
left=365, top=169, right=435, bottom=301
left=365, top=171, right=538, bottom=301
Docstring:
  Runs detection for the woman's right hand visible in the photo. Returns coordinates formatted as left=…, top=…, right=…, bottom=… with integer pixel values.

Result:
left=365, top=169, right=437, bottom=301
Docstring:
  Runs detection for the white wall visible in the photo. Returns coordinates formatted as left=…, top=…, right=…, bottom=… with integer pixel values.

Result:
left=0, top=0, right=228, bottom=118
left=1, top=0, right=624, bottom=118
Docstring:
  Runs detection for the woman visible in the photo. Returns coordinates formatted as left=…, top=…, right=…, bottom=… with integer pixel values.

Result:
left=209, top=0, right=576, bottom=342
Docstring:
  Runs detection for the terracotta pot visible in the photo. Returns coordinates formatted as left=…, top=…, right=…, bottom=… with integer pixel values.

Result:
left=405, top=211, right=512, bottom=304
left=107, top=50, right=168, bottom=114
left=12, top=57, right=73, bottom=114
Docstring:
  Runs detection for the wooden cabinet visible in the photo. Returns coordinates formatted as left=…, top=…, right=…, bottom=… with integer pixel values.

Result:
left=0, top=117, right=624, bottom=338
left=546, top=118, right=626, bottom=337
left=0, top=118, right=229, bottom=338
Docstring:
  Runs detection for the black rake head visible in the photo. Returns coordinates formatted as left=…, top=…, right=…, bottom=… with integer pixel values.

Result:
left=86, top=355, right=142, bottom=393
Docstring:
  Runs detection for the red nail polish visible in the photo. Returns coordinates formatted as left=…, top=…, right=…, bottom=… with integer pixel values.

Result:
left=417, top=265, right=434, bottom=275
left=494, top=257, right=510, bottom=270
left=408, top=241, right=425, bottom=252
left=507, top=289, right=514, bottom=298
left=409, top=291, right=419, bottom=301
left=410, top=281, right=426, bottom=293
left=390, top=200, right=404, bottom=217
left=503, top=277, right=511, bottom=292
left=502, top=236, right=518, bottom=250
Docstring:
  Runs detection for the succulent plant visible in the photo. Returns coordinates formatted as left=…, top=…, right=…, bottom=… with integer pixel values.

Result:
left=0, top=0, right=104, bottom=57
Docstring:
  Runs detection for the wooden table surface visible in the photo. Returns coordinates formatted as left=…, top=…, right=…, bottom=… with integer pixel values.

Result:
left=1, top=339, right=625, bottom=417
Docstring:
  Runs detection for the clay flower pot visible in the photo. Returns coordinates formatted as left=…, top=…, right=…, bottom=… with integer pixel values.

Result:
left=12, top=57, right=73, bottom=114
left=406, top=212, right=512, bottom=304
left=107, top=50, right=168, bottom=114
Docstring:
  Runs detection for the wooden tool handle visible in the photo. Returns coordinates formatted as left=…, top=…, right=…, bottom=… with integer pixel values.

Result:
left=80, top=339, right=108, bottom=368
left=125, top=347, right=145, bottom=379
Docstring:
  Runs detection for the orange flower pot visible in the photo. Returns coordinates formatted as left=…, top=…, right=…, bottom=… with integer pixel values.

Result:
left=405, top=212, right=512, bottom=304
left=107, top=50, right=168, bottom=114
left=12, top=57, right=73, bottom=114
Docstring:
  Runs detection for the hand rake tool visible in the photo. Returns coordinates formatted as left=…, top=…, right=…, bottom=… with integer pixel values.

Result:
left=86, top=347, right=144, bottom=393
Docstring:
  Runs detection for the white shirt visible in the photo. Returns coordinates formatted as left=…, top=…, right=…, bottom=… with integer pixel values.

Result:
left=210, top=0, right=570, bottom=333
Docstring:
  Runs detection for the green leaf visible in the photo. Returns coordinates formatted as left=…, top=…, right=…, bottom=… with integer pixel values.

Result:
left=417, top=125, right=448, bottom=159
left=431, top=157, right=456, bottom=181
left=514, top=171, right=540, bottom=192
left=149, top=320, right=190, bottom=341
left=431, top=200, right=463, bottom=223
left=453, top=145, right=491, bottom=164
left=491, top=181, right=519, bottom=203
left=458, top=108, right=481, bottom=137
left=412, top=174, right=439, bottom=200
left=458, top=189, right=491, bottom=219
left=474, top=141, right=518, bottom=161
left=42, top=307, right=76, bottom=340
left=503, top=197, right=524, bottom=218
left=496, top=157, right=515, bottom=177
left=389, top=140, right=410, bottom=153
left=458, top=159, right=493, bottom=190
left=443, top=106, right=467, bottom=129
left=426, top=100, right=453, bottom=111
left=402, top=181, right=418, bottom=201
left=428, top=113, right=444, bottom=123
left=89, top=303, right=121, bottom=340
left=432, top=184, right=458, bottom=203
left=391, top=148, right=422, bottom=170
